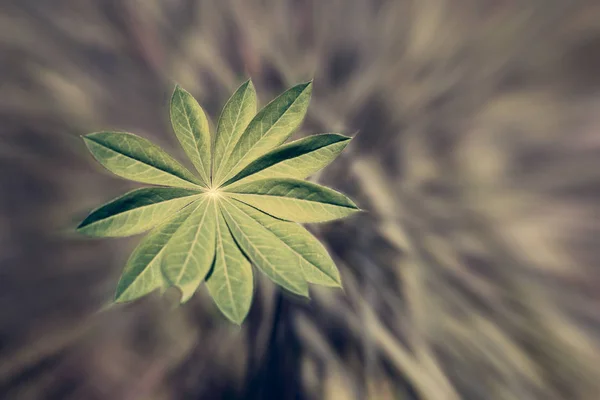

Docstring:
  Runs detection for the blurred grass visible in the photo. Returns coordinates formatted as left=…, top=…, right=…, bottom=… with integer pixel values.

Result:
left=1, top=0, right=600, bottom=399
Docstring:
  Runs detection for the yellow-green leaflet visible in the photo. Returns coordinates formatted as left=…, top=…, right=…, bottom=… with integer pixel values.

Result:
left=212, top=80, right=257, bottom=185
left=225, top=178, right=360, bottom=223
left=78, top=79, right=360, bottom=324
left=83, top=131, right=202, bottom=188
left=223, top=133, right=351, bottom=187
left=115, top=204, right=197, bottom=303
left=161, top=197, right=216, bottom=303
left=206, top=202, right=253, bottom=325
left=170, top=86, right=213, bottom=186
left=77, top=187, right=203, bottom=237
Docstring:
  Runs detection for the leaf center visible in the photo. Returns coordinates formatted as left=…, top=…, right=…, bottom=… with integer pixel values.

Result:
left=207, top=187, right=222, bottom=198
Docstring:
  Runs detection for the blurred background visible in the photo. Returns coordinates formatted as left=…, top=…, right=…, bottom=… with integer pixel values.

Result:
left=2, top=0, right=600, bottom=399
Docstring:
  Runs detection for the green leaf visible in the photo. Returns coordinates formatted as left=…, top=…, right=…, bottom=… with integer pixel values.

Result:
left=77, top=187, right=203, bottom=237
left=223, top=133, right=351, bottom=187
left=220, top=198, right=309, bottom=297
left=206, top=202, right=253, bottom=324
left=225, top=178, right=360, bottom=223
left=170, top=85, right=212, bottom=186
left=115, top=204, right=197, bottom=303
left=161, top=197, right=216, bottom=303
left=217, top=81, right=313, bottom=186
left=231, top=200, right=341, bottom=287
left=83, top=131, right=202, bottom=188
left=212, top=80, right=257, bottom=185
left=79, top=81, right=361, bottom=324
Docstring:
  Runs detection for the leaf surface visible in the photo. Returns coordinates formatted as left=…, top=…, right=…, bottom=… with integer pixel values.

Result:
left=231, top=200, right=341, bottom=287
left=83, top=131, right=202, bottom=188
left=170, top=86, right=212, bottom=186
left=221, top=199, right=309, bottom=297
left=206, top=202, right=253, bottom=324
left=217, top=82, right=312, bottom=185
left=77, top=187, right=202, bottom=237
left=161, top=197, right=216, bottom=303
left=115, top=204, right=196, bottom=303
left=224, top=133, right=351, bottom=187
left=212, top=80, right=257, bottom=185
left=226, top=178, right=360, bottom=223
left=80, top=81, right=360, bottom=324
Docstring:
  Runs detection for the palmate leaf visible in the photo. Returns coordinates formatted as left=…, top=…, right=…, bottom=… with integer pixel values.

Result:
left=78, top=79, right=361, bottom=324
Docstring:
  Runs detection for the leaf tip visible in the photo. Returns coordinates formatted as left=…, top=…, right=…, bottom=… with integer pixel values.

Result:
left=331, top=275, right=343, bottom=288
left=243, top=78, right=255, bottom=90
left=113, top=285, right=130, bottom=304
left=171, top=83, right=185, bottom=99
left=74, top=222, right=88, bottom=234
left=113, top=294, right=125, bottom=304
left=75, top=217, right=101, bottom=236
left=298, top=286, right=310, bottom=299
left=172, top=82, right=185, bottom=92
left=221, top=309, right=247, bottom=326
left=81, top=132, right=108, bottom=147
left=171, top=84, right=194, bottom=104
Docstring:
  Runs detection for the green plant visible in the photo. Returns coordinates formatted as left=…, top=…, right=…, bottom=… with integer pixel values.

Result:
left=77, top=80, right=360, bottom=324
